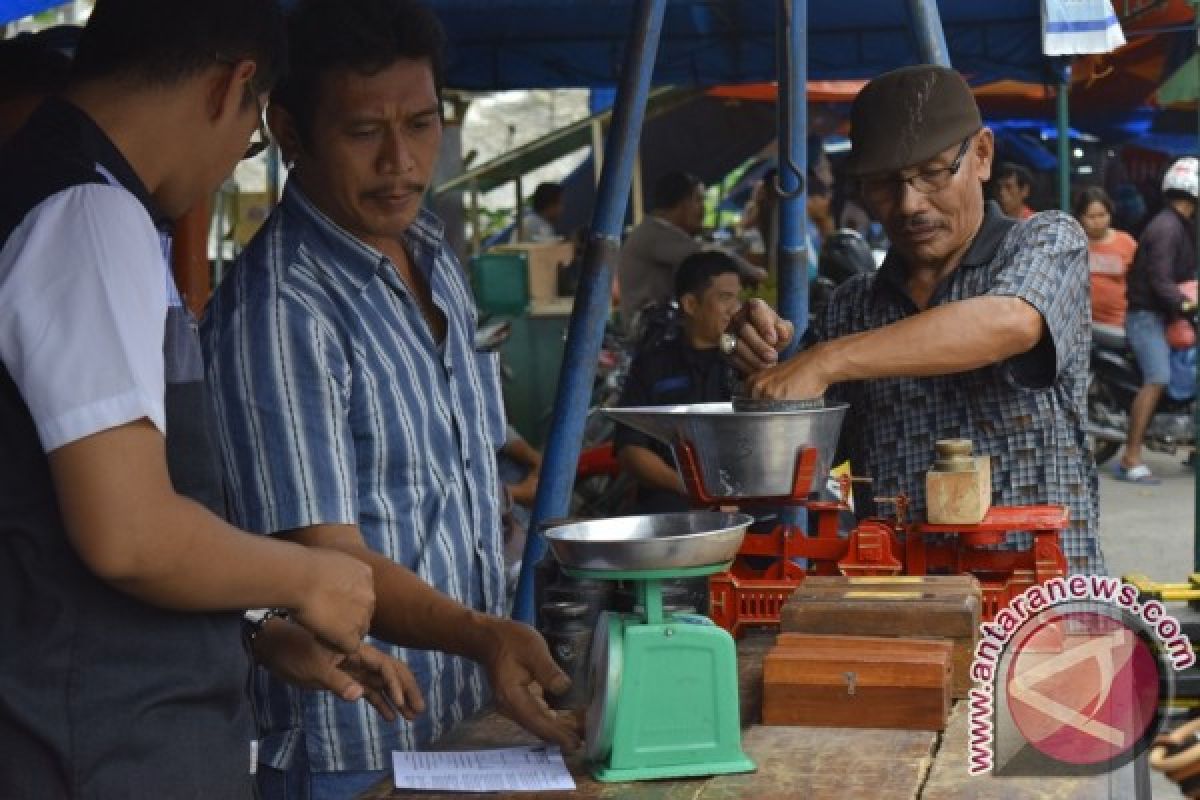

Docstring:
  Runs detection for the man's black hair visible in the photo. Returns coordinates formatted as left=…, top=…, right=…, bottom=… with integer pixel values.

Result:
left=531, top=182, right=563, bottom=214
left=0, top=30, right=73, bottom=101
left=675, top=250, right=741, bottom=301
left=70, top=0, right=286, bottom=96
left=273, top=0, right=446, bottom=144
left=995, top=161, right=1033, bottom=189
left=653, top=171, right=702, bottom=211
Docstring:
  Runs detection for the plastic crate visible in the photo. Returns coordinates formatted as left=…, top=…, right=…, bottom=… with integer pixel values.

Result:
left=709, top=572, right=797, bottom=638
left=470, top=252, right=529, bottom=315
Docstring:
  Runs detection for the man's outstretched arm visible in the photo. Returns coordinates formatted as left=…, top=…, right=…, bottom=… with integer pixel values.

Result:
left=746, top=295, right=1043, bottom=400
left=283, top=523, right=582, bottom=752
left=49, top=419, right=375, bottom=654
left=617, top=444, right=685, bottom=495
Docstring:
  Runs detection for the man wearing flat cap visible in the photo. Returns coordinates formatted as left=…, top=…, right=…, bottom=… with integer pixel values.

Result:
left=733, top=64, right=1102, bottom=574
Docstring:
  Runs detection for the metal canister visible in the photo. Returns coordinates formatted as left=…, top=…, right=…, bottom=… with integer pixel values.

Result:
left=933, top=438, right=976, bottom=472
left=544, top=577, right=615, bottom=624
left=539, top=600, right=592, bottom=710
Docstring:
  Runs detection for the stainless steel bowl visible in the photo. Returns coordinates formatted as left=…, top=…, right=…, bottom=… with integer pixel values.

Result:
left=543, top=511, right=753, bottom=571
left=603, top=402, right=847, bottom=498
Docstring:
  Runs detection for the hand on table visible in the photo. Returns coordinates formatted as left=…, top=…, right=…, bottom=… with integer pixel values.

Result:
left=475, top=617, right=583, bottom=752
left=253, top=619, right=425, bottom=722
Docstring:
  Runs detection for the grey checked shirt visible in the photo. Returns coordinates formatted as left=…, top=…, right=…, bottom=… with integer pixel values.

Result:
left=817, top=203, right=1103, bottom=574
left=201, top=181, right=508, bottom=771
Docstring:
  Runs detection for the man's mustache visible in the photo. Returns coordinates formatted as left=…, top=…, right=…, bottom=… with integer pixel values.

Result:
left=366, top=182, right=427, bottom=196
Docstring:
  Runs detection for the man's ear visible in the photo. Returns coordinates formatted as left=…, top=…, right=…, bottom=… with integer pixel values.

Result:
left=974, top=127, right=995, bottom=184
left=267, top=103, right=303, bottom=166
left=680, top=292, right=699, bottom=317
left=207, top=59, right=256, bottom=124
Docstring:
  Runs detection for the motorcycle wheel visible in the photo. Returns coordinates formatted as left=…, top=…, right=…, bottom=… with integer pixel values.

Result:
left=1087, top=372, right=1121, bottom=466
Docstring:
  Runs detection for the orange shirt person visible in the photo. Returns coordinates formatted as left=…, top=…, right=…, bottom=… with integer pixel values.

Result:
left=1074, top=187, right=1136, bottom=329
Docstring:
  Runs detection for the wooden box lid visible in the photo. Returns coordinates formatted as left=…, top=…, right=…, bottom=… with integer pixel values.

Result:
left=797, top=575, right=981, bottom=594
left=780, top=585, right=981, bottom=638
left=767, top=633, right=953, bottom=690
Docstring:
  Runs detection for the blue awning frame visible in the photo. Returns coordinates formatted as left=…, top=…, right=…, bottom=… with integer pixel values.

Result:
left=429, top=0, right=1045, bottom=90
left=512, top=0, right=960, bottom=624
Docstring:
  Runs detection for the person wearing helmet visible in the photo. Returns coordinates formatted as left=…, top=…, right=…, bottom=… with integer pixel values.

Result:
left=1116, top=157, right=1199, bottom=483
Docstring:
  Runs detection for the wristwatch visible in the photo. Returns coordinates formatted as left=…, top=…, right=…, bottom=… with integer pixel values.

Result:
left=243, top=608, right=289, bottom=641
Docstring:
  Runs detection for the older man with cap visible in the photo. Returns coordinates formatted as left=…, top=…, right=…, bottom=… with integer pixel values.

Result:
left=731, top=64, right=1102, bottom=575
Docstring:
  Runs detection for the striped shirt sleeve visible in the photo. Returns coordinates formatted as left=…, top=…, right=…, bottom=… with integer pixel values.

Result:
left=205, top=274, right=358, bottom=535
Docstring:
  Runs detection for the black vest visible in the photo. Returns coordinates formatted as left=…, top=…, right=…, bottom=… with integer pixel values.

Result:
left=0, top=99, right=253, bottom=799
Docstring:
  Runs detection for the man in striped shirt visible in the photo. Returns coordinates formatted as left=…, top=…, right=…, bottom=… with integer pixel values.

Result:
left=201, top=1, right=579, bottom=797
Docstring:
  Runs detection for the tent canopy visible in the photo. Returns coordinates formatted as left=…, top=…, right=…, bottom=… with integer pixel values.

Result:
left=0, top=0, right=59, bottom=25
left=430, top=0, right=1046, bottom=89
left=0, top=1, right=1047, bottom=88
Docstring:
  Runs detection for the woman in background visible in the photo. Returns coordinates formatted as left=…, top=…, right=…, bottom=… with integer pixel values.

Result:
left=1074, top=186, right=1137, bottom=334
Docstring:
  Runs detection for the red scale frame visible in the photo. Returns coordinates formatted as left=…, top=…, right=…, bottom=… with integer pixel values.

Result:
left=671, top=442, right=1069, bottom=637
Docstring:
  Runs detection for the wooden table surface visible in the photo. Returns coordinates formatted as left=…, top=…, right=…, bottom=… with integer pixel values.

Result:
left=359, top=631, right=1146, bottom=800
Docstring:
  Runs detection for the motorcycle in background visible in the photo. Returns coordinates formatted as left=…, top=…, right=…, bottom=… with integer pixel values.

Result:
left=1086, top=324, right=1196, bottom=466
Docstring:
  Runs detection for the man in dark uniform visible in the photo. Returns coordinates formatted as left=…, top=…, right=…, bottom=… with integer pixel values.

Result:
left=614, top=250, right=742, bottom=513
left=0, top=2, right=397, bottom=796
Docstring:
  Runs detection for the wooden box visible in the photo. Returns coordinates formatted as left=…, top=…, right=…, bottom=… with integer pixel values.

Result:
left=780, top=576, right=981, bottom=698
left=926, top=456, right=992, bottom=524
left=493, top=241, right=575, bottom=306
left=763, top=633, right=952, bottom=730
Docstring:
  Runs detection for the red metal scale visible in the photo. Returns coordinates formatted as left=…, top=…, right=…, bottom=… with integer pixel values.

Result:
left=671, top=442, right=1068, bottom=636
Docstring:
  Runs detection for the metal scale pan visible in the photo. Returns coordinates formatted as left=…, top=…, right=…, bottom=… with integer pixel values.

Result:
left=542, top=511, right=753, bottom=572
left=604, top=401, right=848, bottom=499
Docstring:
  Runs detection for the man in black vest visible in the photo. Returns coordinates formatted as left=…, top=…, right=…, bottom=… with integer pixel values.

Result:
left=0, top=2, right=407, bottom=796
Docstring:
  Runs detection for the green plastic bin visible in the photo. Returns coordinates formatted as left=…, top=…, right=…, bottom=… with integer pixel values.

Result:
left=470, top=252, right=529, bottom=316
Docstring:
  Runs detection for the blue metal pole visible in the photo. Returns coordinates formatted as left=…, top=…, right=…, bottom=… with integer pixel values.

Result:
left=776, top=0, right=808, bottom=355
left=906, top=0, right=952, bottom=67
left=512, top=0, right=668, bottom=624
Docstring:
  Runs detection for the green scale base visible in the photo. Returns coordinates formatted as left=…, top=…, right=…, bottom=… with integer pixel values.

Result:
left=564, top=563, right=756, bottom=783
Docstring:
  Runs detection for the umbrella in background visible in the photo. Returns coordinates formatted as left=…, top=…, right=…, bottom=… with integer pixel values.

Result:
left=1157, top=52, right=1199, bottom=108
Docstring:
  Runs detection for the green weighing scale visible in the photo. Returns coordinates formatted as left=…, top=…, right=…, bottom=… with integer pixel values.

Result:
left=543, top=511, right=757, bottom=782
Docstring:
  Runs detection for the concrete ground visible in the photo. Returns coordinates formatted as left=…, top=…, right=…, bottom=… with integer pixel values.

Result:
left=1096, top=448, right=1195, bottom=799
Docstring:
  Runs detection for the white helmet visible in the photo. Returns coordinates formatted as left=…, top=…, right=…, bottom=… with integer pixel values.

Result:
left=1162, top=157, right=1198, bottom=200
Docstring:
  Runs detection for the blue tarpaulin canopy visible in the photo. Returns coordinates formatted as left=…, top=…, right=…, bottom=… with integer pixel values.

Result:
left=427, top=0, right=1046, bottom=89
left=0, top=0, right=60, bottom=25
left=3, top=1, right=1047, bottom=89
